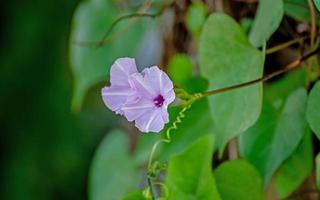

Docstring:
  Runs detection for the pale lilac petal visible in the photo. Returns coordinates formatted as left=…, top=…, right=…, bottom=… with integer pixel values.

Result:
left=122, top=98, right=154, bottom=122
left=128, top=73, right=157, bottom=98
left=135, top=108, right=166, bottom=133
left=102, top=59, right=175, bottom=133
left=142, top=66, right=174, bottom=94
left=164, top=90, right=176, bottom=106
left=101, top=86, right=134, bottom=114
left=160, top=106, right=169, bottom=123
left=110, top=58, right=138, bottom=86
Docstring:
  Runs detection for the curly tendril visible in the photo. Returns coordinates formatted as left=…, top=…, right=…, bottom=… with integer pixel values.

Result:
left=146, top=92, right=203, bottom=199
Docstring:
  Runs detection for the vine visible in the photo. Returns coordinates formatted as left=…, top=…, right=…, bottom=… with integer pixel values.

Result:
left=144, top=44, right=320, bottom=199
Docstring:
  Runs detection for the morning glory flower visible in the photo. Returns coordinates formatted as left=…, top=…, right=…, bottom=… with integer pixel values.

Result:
left=101, top=58, right=175, bottom=133
left=101, top=58, right=138, bottom=115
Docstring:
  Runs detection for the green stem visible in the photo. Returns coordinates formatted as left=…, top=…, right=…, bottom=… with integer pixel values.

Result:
left=200, top=46, right=320, bottom=98
left=146, top=105, right=192, bottom=199
left=147, top=177, right=155, bottom=200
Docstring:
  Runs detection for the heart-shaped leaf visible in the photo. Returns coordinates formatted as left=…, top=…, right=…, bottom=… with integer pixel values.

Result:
left=306, top=81, right=320, bottom=139
left=89, top=130, right=139, bottom=200
left=239, top=87, right=308, bottom=185
left=249, top=0, right=284, bottom=47
left=214, top=160, right=264, bottom=200
left=275, top=129, right=313, bottom=198
left=69, top=0, right=146, bottom=111
left=199, top=13, right=264, bottom=154
left=165, top=134, right=221, bottom=200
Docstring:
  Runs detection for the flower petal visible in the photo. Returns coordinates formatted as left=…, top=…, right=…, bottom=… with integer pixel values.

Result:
left=164, top=89, right=176, bottom=106
left=122, top=98, right=154, bottom=122
left=128, top=73, right=157, bottom=98
left=110, top=57, right=138, bottom=86
left=135, top=108, right=167, bottom=133
left=101, top=86, right=135, bottom=114
left=160, top=106, right=169, bottom=123
left=142, top=66, right=174, bottom=94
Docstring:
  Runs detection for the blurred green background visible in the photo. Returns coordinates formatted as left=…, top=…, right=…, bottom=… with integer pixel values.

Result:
left=0, top=1, right=118, bottom=199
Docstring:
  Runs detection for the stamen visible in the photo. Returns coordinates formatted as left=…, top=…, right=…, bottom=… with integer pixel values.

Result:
left=153, top=95, right=165, bottom=107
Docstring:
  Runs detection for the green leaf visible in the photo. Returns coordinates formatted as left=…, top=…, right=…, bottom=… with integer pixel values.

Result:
left=284, top=0, right=320, bottom=24
left=239, top=87, right=308, bottom=185
left=249, top=0, right=284, bottom=47
left=185, top=2, right=207, bottom=37
left=184, top=76, right=208, bottom=94
left=69, top=0, right=145, bottom=111
left=214, top=160, right=264, bottom=200
left=89, top=130, right=139, bottom=200
left=275, top=128, right=313, bottom=198
left=265, top=68, right=306, bottom=102
left=240, top=17, right=254, bottom=34
left=199, top=13, right=264, bottom=154
left=122, top=191, right=144, bottom=200
left=159, top=98, right=214, bottom=161
left=316, top=153, right=320, bottom=189
left=315, top=0, right=320, bottom=12
left=133, top=133, right=160, bottom=165
left=167, top=54, right=194, bottom=86
left=306, top=81, right=320, bottom=139
left=165, top=135, right=221, bottom=200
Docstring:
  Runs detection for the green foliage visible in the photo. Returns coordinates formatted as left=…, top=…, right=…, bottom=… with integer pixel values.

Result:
left=183, top=76, right=209, bottom=93
left=159, top=99, right=214, bottom=161
left=133, top=134, right=160, bottom=165
left=122, top=191, right=144, bottom=200
left=165, top=135, right=221, bottom=200
left=265, top=69, right=306, bottom=101
left=240, top=87, right=308, bottom=185
left=199, top=13, right=264, bottom=154
left=185, top=2, right=207, bottom=37
left=89, top=130, right=139, bottom=200
left=284, top=0, right=320, bottom=24
left=275, top=129, right=313, bottom=198
left=69, top=0, right=146, bottom=111
left=249, top=0, right=284, bottom=47
left=306, top=81, right=320, bottom=139
left=167, top=54, right=194, bottom=87
left=240, top=17, right=254, bottom=34
left=314, top=0, right=320, bottom=12
left=214, top=160, right=264, bottom=200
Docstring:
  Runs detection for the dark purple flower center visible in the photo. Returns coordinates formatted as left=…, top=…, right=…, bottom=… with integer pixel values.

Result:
left=153, top=95, right=165, bottom=108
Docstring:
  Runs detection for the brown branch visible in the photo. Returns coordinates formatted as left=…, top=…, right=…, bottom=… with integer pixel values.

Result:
left=308, top=0, right=317, bottom=46
left=201, top=46, right=320, bottom=98
left=266, top=36, right=307, bottom=54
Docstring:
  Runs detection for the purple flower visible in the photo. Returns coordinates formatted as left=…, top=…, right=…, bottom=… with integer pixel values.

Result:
left=102, top=58, right=175, bottom=133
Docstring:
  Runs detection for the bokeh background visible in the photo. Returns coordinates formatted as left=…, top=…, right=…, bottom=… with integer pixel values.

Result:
left=1, top=1, right=114, bottom=199
left=2, top=0, right=320, bottom=199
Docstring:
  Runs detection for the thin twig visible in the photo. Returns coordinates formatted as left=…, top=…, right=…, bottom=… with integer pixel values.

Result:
left=73, top=0, right=168, bottom=48
left=308, top=0, right=317, bottom=46
left=73, top=13, right=159, bottom=48
left=228, top=139, right=238, bottom=160
left=266, top=36, right=307, bottom=54
left=201, top=46, right=320, bottom=97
